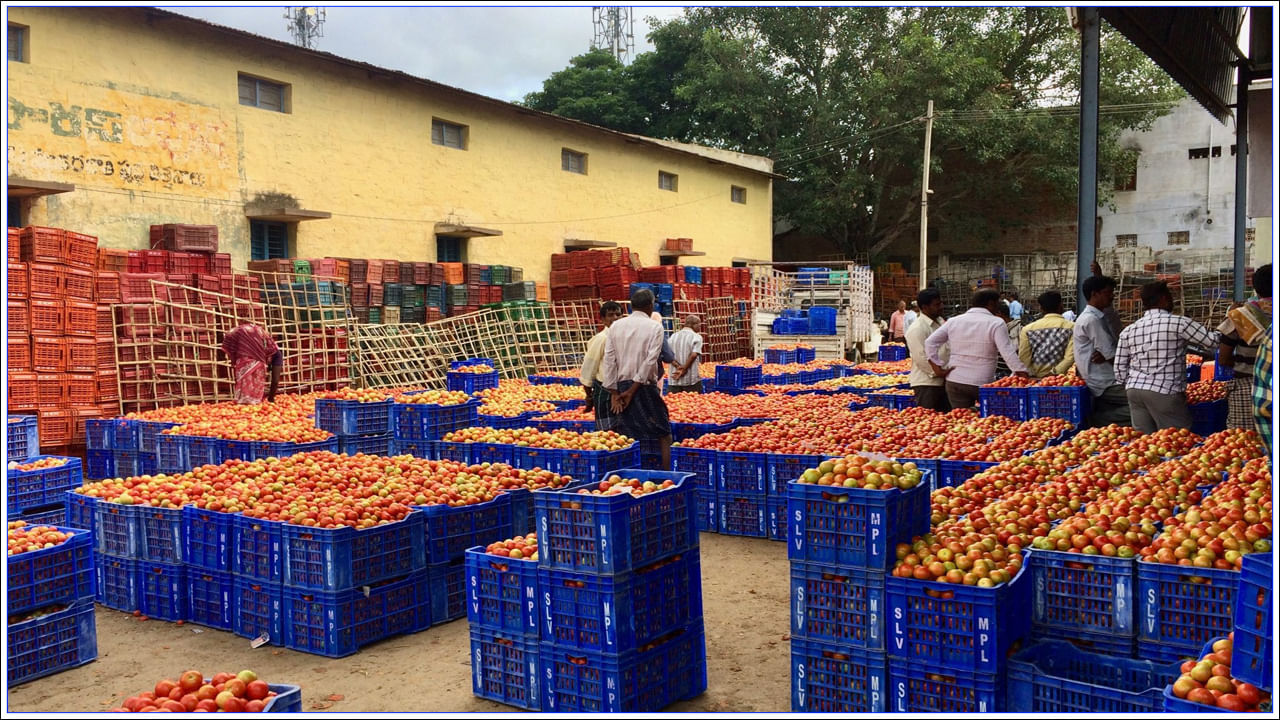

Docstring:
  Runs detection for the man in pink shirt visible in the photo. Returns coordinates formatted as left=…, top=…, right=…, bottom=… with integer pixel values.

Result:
left=925, top=289, right=1030, bottom=409
left=888, top=300, right=907, bottom=343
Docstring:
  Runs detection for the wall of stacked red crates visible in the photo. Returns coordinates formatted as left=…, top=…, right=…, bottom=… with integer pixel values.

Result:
left=548, top=248, right=752, bottom=303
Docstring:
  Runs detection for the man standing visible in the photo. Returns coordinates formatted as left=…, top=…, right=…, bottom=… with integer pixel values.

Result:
left=1217, top=265, right=1272, bottom=429
left=904, top=301, right=919, bottom=335
left=1253, top=325, right=1272, bottom=457
left=1007, top=292, right=1024, bottom=322
left=888, top=301, right=907, bottom=344
left=1062, top=305, right=1077, bottom=323
left=580, top=301, right=623, bottom=423
left=905, top=288, right=949, bottom=411
left=1019, top=291, right=1075, bottom=378
left=1074, top=275, right=1131, bottom=427
left=221, top=323, right=282, bottom=405
left=925, top=288, right=1030, bottom=409
left=668, top=315, right=705, bottom=394
left=1114, top=281, right=1218, bottom=433
left=602, top=289, right=674, bottom=468
left=994, top=301, right=1022, bottom=379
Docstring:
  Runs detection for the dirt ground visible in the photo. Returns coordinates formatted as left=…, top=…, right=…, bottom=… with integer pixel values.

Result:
left=8, top=532, right=791, bottom=713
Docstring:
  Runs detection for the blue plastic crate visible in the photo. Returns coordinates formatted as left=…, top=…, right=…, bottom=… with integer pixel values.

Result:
left=85, top=449, right=115, bottom=480
left=869, top=392, right=916, bottom=410
left=507, top=488, right=541, bottom=534
left=683, top=266, right=702, bottom=284
left=937, top=459, right=1000, bottom=488
left=233, top=515, right=283, bottom=582
left=137, top=421, right=180, bottom=455
left=1029, top=385, right=1091, bottom=427
left=796, top=346, right=817, bottom=363
left=1186, top=364, right=1202, bottom=385
left=187, top=435, right=223, bottom=468
left=16, top=502, right=68, bottom=527
left=451, top=357, right=495, bottom=370
left=768, top=495, right=788, bottom=541
left=418, top=494, right=514, bottom=566
left=1137, top=639, right=1201, bottom=665
left=1161, top=638, right=1239, bottom=712
left=539, top=550, right=702, bottom=653
left=113, top=450, right=155, bottom=479
left=263, top=684, right=302, bottom=712
left=94, top=501, right=140, bottom=558
left=220, top=439, right=255, bottom=462
left=433, top=440, right=474, bottom=464
left=717, top=451, right=770, bottom=494
left=717, top=491, right=768, bottom=537
left=470, top=628, right=542, bottom=710
left=7, top=599, right=98, bottom=687
left=477, top=412, right=532, bottom=430
left=535, top=470, right=696, bottom=575
left=64, top=491, right=97, bottom=534
left=8, top=456, right=84, bottom=514
left=429, top=559, right=467, bottom=625
left=448, top=370, right=500, bottom=394
left=979, top=386, right=1029, bottom=421
left=765, top=348, right=798, bottom=364
left=541, top=624, right=706, bottom=712
left=637, top=437, right=666, bottom=471
left=386, top=438, right=431, bottom=458
left=465, top=547, right=539, bottom=637
left=1138, top=561, right=1239, bottom=651
left=558, top=444, right=640, bottom=483
left=886, top=556, right=1031, bottom=674
left=887, top=657, right=1004, bottom=712
left=1030, top=625, right=1136, bottom=658
left=186, top=567, right=233, bottom=630
left=282, top=511, right=427, bottom=592
left=672, top=446, right=717, bottom=491
left=94, top=552, right=138, bottom=611
left=1029, top=548, right=1137, bottom=637
left=473, top=442, right=518, bottom=467
left=895, top=458, right=941, bottom=487
left=282, top=570, right=431, bottom=658
left=1189, top=400, right=1228, bottom=438
left=670, top=421, right=734, bottom=442
left=790, top=636, right=887, bottom=712
left=7, top=414, right=40, bottom=461
left=337, top=433, right=390, bottom=456
left=137, top=560, right=186, bottom=622
left=787, top=479, right=931, bottom=571
left=315, top=397, right=392, bottom=436
left=182, top=505, right=233, bottom=572
left=232, top=577, right=284, bottom=645
left=715, top=364, right=763, bottom=390
left=7, top=526, right=94, bottom=615
left=767, top=453, right=836, bottom=495
left=85, top=418, right=137, bottom=451
left=808, top=306, right=837, bottom=335
left=155, top=433, right=188, bottom=474
left=1232, top=552, right=1272, bottom=691
left=512, top=445, right=564, bottom=473
left=533, top=417, right=597, bottom=434
left=878, top=345, right=907, bottom=362
left=134, top=504, right=185, bottom=563
left=1214, top=347, right=1235, bottom=381
left=790, top=562, right=885, bottom=650
left=697, top=489, right=717, bottom=533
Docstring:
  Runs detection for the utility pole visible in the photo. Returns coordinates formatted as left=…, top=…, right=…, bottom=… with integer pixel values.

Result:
left=919, top=100, right=934, bottom=291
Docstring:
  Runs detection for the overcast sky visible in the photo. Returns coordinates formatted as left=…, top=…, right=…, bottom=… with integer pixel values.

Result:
left=158, top=4, right=689, bottom=102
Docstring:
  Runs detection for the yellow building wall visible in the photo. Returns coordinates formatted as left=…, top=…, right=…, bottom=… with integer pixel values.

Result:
left=7, top=8, right=773, bottom=279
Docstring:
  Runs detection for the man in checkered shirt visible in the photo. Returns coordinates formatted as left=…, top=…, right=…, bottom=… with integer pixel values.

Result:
left=1115, top=281, right=1219, bottom=433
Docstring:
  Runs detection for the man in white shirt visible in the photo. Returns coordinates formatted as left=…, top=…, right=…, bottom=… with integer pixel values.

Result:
left=903, top=301, right=919, bottom=335
left=580, top=301, right=623, bottom=424
left=668, top=315, right=704, bottom=393
left=925, top=288, right=1030, bottom=409
left=1073, top=275, right=1131, bottom=427
left=603, top=289, right=674, bottom=466
left=1062, top=306, right=1077, bottom=323
left=905, top=289, right=949, bottom=411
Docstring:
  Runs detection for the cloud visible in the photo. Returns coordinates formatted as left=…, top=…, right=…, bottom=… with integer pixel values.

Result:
left=159, top=5, right=686, bottom=102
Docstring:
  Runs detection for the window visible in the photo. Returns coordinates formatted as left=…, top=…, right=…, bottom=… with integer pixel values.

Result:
left=1246, top=228, right=1256, bottom=245
left=1211, top=146, right=1223, bottom=158
left=8, top=24, right=26, bottom=62
left=561, top=148, right=587, bottom=174
left=1167, top=231, right=1190, bottom=246
left=1188, top=147, right=1210, bottom=160
left=250, top=221, right=289, bottom=260
left=8, top=197, right=25, bottom=228
left=731, top=186, right=747, bottom=204
left=1115, top=234, right=1137, bottom=248
left=432, top=119, right=467, bottom=150
left=1113, top=150, right=1138, bottom=191
left=437, top=236, right=465, bottom=263
left=658, top=171, right=678, bottom=192
left=238, top=74, right=287, bottom=112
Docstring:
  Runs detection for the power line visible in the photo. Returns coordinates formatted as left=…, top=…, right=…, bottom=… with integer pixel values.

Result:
left=773, top=119, right=926, bottom=170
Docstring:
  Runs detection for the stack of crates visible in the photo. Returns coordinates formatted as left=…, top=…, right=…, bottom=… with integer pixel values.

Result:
left=391, top=397, right=481, bottom=457
left=786, top=466, right=933, bottom=713
left=716, top=450, right=771, bottom=539
left=315, top=397, right=392, bottom=457
left=1028, top=539, right=1143, bottom=658
left=671, top=444, right=718, bottom=533
left=8, top=415, right=81, bottom=525
left=420, top=492, right=516, bottom=627
left=7, top=519, right=97, bottom=686
left=448, top=358, right=500, bottom=394
left=523, top=470, right=707, bottom=712
left=85, top=418, right=159, bottom=481
left=465, top=539, right=541, bottom=709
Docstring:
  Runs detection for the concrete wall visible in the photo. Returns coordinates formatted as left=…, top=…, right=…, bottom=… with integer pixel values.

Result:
left=7, top=8, right=773, bottom=278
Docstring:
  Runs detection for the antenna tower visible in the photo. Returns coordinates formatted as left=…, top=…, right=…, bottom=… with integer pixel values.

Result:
left=591, top=7, right=635, bottom=64
left=284, top=7, right=326, bottom=49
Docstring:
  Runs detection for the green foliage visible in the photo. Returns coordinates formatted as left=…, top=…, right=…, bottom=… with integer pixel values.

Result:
left=525, top=8, right=1184, bottom=256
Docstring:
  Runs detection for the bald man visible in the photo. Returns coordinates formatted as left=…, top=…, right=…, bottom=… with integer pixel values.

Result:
left=667, top=315, right=705, bottom=394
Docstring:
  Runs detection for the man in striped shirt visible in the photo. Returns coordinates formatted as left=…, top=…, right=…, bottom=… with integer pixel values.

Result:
left=1253, top=325, right=1272, bottom=457
left=1114, top=281, right=1218, bottom=434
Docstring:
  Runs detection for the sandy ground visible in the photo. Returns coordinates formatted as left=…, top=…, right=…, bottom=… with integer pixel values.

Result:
left=8, top=533, right=791, bottom=713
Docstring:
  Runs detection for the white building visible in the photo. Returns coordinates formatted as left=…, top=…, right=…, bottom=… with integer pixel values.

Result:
left=1099, top=90, right=1270, bottom=267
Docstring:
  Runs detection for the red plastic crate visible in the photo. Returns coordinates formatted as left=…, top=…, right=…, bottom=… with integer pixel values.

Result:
left=120, top=273, right=166, bottom=302
left=96, top=305, right=114, bottom=338
left=97, top=370, right=119, bottom=400
left=38, top=408, right=73, bottom=447
left=569, top=251, right=600, bottom=269
left=191, top=253, right=210, bottom=275
left=197, top=274, right=220, bottom=292
left=67, top=374, right=96, bottom=406
left=97, top=247, right=129, bottom=272
left=66, top=337, right=98, bottom=373
left=9, top=262, right=28, bottom=298
left=71, top=407, right=102, bottom=445
left=29, top=299, right=63, bottom=335
left=127, top=250, right=167, bottom=273
left=9, top=337, right=31, bottom=371
left=66, top=301, right=98, bottom=337
left=596, top=266, right=638, bottom=285
left=9, top=299, right=29, bottom=334
left=27, top=262, right=62, bottom=297
left=349, top=283, right=369, bottom=308
left=64, top=231, right=98, bottom=269
left=37, top=374, right=66, bottom=408
left=551, top=253, right=573, bottom=271
left=113, top=305, right=163, bottom=338
left=664, top=237, right=693, bottom=252
left=211, top=253, right=232, bottom=275
left=95, top=272, right=122, bottom=302
left=95, top=338, right=115, bottom=369
left=9, top=372, right=38, bottom=410
left=32, top=337, right=66, bottom=373
left=63, top=268, right=96, bottom=301
left=639, top=266, right=682, bottom=283
left=381, top=260, right=400, bottom=284
left=7, top=227, right=19, bottom=261
left=19, top=227, right=64, bottom=263
left=162, top=251, right=189, bottom=274
left=149, top=224, right=218, bottom=253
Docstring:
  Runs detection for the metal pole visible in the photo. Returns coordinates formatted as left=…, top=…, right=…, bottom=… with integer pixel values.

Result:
left=1076, top=8, right=1100, bottom=310
left=1233, top=64, right=1249, bottom=301
left=919, top=99, right=934, bottom=291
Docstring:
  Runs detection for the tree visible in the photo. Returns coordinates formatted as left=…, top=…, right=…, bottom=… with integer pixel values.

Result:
left=525, top=7, right=1183, bottom=259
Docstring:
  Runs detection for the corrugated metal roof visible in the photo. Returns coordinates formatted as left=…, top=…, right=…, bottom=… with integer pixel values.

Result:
left=1100, top=7, right=1245, bottom=123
